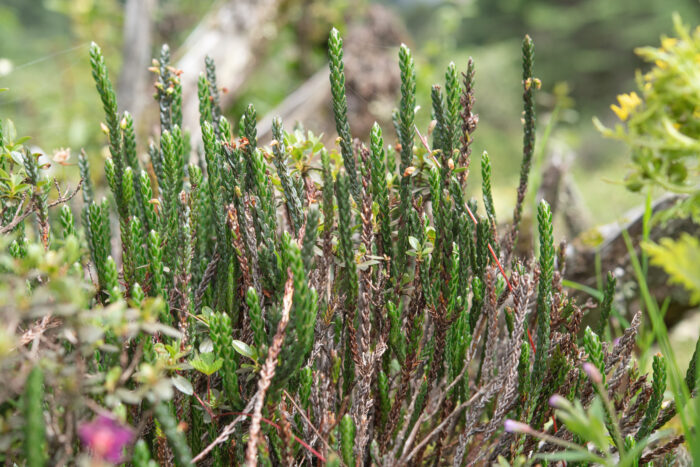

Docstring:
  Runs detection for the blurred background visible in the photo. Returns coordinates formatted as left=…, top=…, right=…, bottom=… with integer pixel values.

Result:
left=1, top=0, right=700, bottom=228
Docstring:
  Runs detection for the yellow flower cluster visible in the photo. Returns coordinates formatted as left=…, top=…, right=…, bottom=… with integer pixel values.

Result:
left=610, top=92, right=642, bottom=121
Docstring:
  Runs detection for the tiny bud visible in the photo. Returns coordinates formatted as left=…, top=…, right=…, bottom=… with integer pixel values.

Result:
left=504, top=419, right=533, bottom=434
left=120, top=117, right=127, bottom=130
left=403, top=166, right=416, bottom=177
left=548, top=394, right=568, bottom=409
left=100, top=122, right=109, bottom=134
left=582, top=362, right=603, bottom=384
left=447, top=158, right=455, bottom=170
left=428, top=119, right=437, bottom=136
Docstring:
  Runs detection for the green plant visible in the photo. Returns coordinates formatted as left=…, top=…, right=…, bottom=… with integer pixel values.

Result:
left=592, top=17, right=700, bottom=464
left=596, top=14, right=700, bottom=305
left=0, top=24, right=695, bottom=466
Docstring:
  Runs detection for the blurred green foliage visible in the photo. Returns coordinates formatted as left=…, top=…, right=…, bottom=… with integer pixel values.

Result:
left=0, top=0, right=213, bottom=157
left=0, top=0, right=121, bottom=155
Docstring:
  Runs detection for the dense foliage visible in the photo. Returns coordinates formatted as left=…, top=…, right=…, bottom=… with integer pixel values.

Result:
left=0, top=24, right=698, bottom=466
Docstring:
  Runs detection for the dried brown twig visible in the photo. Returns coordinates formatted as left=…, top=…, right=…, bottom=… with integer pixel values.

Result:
left=245, top=269, right=294, bottom=466
left=14, top=315, right=61, bottom=351
left=640, top=434, right=684, bottom=465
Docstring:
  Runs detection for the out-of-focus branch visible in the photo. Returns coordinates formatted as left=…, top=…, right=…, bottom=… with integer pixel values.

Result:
left=0, top=179, right=83, bottom=235
left=118, top=0, right=156, bottom=120
left=175, top=0, right=282, bottom=145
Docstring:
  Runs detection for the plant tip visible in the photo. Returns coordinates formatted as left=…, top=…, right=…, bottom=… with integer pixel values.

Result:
left=582, top=362, right=603, bottom=384
left=548, top=394, right=568, bottom=409
left=504, top=419, right=532, bottom=434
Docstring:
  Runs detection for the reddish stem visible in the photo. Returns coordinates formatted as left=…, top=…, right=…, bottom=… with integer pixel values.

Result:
left=207, top=375, right=211, bottom=404
left=463, top=203, right=514, bottom=294
left=219, top=412, right=326, bottom=462
left=488, top=244, right=514, bottom=294
left=413, top=124, right=515, bottom=295
left=193, top=392, right=327, bottom=463
left=527, top=328, right=536, bottom=353
left=194, top=392, right=215, bottom=420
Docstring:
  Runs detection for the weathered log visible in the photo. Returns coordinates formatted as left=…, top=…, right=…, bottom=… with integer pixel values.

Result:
left=257, top=68, right=330, bottom=141
left=535, top=150, right=590, bottom=237
left=258, top=5, right=406, bottom=144
left=175, top=0, right=282, bottom=144
left=118, top=0, right=156, bottom=120
left=566, top=194, right=699, bottom=326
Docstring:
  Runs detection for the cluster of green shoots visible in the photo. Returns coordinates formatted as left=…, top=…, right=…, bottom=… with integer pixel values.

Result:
left=0, top=25, right=698, bottom=466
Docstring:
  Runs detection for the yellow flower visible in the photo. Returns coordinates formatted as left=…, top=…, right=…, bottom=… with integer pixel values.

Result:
left=661, top=36, right=678, bottom=50
left=655, top=59, right=668, bottom=70
left=610, top=92, right=642, bottom=121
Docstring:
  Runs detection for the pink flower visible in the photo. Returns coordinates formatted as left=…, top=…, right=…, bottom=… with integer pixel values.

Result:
left=582, top=362, right=603, bottom=384
left=548, top=394, right=569, bottom=409
left=52, top=147, right=71, bottom=165
left=78, top=414, right=134, bottom=463
left=504, top=419, right=533, bottom=434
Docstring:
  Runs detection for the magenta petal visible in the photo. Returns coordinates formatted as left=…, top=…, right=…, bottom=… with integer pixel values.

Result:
left=79, top=414, right=134, bottom=463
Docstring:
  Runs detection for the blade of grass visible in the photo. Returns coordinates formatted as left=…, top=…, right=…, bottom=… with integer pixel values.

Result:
left=642, top=190, right=652, bottom=278
left=562, top=279, right=602, bottom=301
